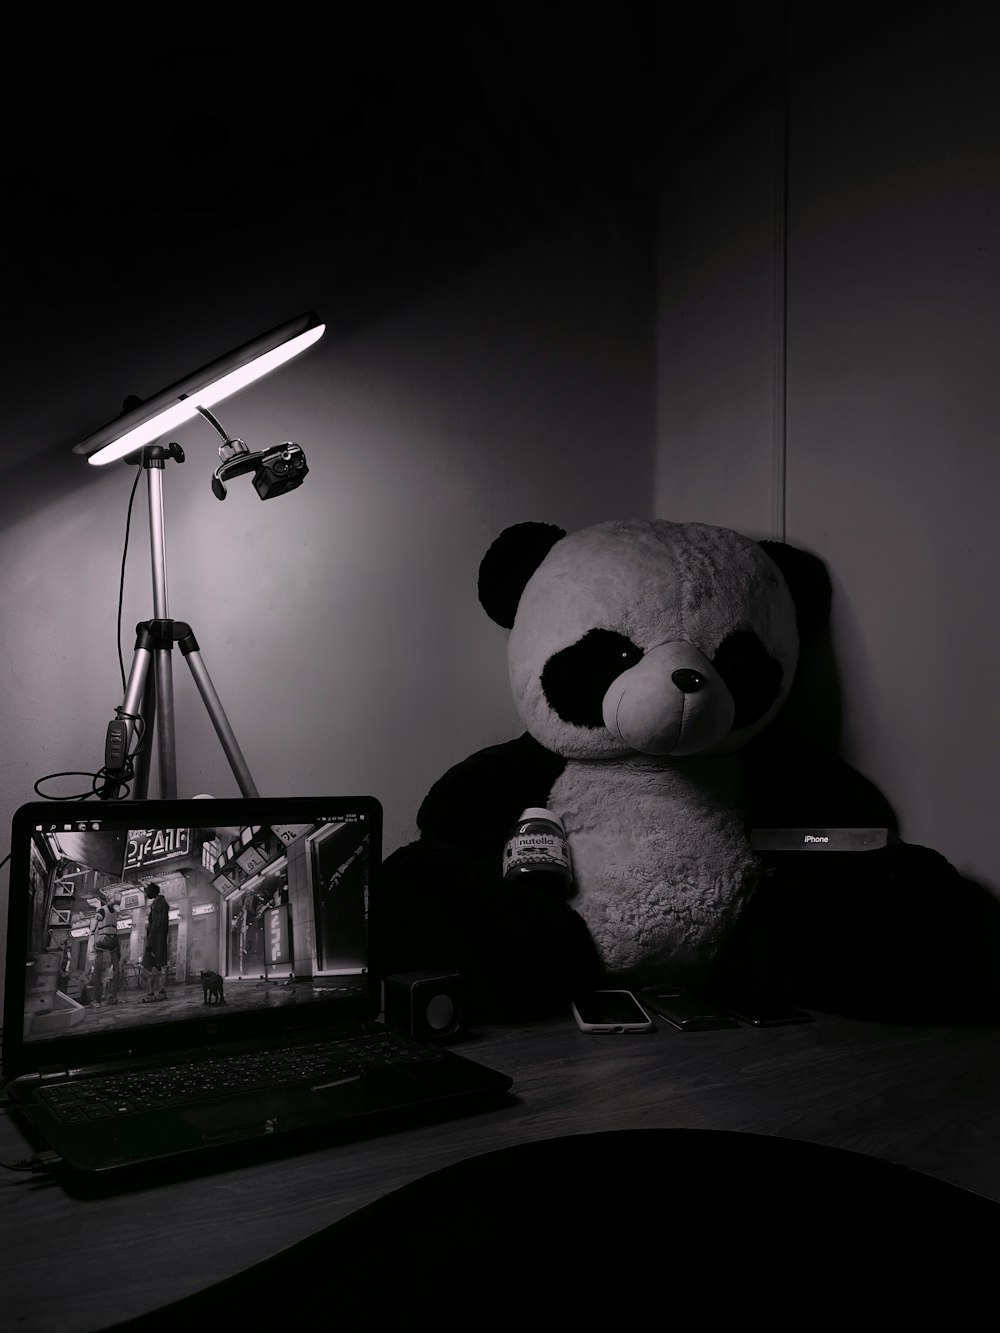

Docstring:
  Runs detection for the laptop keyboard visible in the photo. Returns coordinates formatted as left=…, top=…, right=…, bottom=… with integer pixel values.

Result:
left=37, top=1030, right=450, bottom=1122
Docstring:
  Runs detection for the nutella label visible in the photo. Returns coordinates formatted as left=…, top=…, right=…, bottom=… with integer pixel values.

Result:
left=503, top=830, right=571, bottom=876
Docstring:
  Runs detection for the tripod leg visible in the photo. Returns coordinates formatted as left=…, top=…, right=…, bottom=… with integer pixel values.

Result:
left=100, top=638, right=154, bottom=799
left=153, top=645, right=178, bottom=798
left=101, top=622, right=180, bottom=800
left=182, top=648, right=260, bottom=798
left=130, top=670, right=157, bottom=799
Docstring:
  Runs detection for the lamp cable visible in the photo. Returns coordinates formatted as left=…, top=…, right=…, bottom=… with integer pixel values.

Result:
left=29, top=468, right=147, bottom=800
left=118, top=463, right=142, bottom=693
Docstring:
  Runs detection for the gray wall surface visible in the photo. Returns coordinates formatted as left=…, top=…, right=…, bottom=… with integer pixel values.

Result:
left=656, top=0, right=1000, bottom=894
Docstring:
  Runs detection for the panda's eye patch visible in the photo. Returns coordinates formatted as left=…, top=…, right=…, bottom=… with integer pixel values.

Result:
left=541, top=629, right=644, bottom=728
left=711, top=630, right=783, bottom=728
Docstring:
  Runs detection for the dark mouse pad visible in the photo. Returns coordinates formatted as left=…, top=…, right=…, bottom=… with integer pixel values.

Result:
left=100, top=1128, right=1000, bottom=1330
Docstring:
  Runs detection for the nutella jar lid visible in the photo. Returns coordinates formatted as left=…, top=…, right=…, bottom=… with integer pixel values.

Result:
left=519, top=807, right=563, bottom=827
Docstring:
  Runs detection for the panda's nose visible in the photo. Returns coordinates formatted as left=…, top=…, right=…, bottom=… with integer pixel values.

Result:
left=671, top=668, right=706, bottom=693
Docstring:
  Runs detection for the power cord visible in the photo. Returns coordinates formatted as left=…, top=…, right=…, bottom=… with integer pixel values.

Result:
left=30, top=710, right=146, bottom=801
left=0, top=1030, right=61, bottom=1172
left=29, top=465, right=146, bottom=802
left=0, top=1151, right=62, bottom=1174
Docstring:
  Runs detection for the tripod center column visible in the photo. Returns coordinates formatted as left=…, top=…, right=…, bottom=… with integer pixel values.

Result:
left=147, top=462, right=170, bottom=618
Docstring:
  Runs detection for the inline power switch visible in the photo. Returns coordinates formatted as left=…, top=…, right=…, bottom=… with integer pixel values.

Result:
left=105, top=719, right=129, bottom=770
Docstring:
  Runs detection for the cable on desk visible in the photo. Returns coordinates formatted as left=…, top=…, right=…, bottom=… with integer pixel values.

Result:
left=0, top=1026, right=62, bottom=1171
left=0, top=1152, right=62, bottom=1173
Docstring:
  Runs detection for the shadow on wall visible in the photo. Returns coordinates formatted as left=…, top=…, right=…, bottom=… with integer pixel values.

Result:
left=765, top=538, right=844, bottom=752
left=778, top=614, right=844, bottom=756
left=763, top=536, right=899, bottom=833
left=0, top=442, right=110, bottom=534
left=0, top=11, right=661, bottom=529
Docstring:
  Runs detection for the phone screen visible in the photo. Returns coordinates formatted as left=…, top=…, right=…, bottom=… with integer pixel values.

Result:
left=572, top=990, right=653, bottom=1027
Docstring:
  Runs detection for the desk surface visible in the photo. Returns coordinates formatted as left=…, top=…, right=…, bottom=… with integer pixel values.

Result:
left=3, top=1009, right=1000, bottom=1331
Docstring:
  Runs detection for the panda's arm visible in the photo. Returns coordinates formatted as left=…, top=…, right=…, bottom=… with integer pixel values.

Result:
left=415, top=732, right=567, bottom=860
left=379, top=735, right=603, bottom=1017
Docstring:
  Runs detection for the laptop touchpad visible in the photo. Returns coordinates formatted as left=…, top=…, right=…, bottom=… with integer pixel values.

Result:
left=184, top=1081, right=366, bottom=1140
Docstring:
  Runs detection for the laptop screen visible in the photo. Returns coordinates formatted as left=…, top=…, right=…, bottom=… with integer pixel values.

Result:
left=4, top=796, right=382, bottom=1074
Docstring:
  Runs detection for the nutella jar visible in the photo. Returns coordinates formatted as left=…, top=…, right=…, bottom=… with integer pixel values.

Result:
left=502, top=807, right=573, bottom=891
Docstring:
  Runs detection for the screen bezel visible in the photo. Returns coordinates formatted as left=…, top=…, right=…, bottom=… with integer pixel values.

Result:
left=3, top=796, right=382, bottom=1079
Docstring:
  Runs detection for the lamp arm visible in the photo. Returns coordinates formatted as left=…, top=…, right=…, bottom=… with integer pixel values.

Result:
left=195, top=405, right=232, bottom=443
left=195, top=406, right=248, bottom=460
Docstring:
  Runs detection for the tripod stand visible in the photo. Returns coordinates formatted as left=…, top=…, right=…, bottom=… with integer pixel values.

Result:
left=100, top=443, right=259, bottom=800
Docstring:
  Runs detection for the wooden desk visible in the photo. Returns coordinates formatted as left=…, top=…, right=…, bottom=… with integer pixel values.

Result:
left=3, top=1010, right=1000, bottom=1332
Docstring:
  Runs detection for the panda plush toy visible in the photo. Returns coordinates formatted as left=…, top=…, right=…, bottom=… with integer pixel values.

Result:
left=381, top=518, right=1000, bottom=1023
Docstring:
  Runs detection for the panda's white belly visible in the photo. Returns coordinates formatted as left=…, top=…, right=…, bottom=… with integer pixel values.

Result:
left=547, top=756, right=758, bottom=978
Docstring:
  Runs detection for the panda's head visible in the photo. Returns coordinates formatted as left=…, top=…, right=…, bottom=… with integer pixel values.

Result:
left=478, top=518, right=819, bottom=760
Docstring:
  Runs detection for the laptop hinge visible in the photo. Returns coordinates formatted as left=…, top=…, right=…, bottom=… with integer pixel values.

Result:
left=37, top=1064, right=70, bottom=1082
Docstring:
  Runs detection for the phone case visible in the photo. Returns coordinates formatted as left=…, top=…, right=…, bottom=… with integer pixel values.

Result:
left=640, top=987, right=740, bottom=1032
left=571, top=991, right=655, bottom=1033
left=706, top=988, right=814, bottom=1027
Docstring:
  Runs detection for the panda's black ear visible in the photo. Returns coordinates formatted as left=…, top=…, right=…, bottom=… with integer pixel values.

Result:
left=759, top=540, right=832, bottom=643
left=478, top=522, right=566, bottom=628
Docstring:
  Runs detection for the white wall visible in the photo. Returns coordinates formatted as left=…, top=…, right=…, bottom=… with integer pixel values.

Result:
left=655, top=0, right=787, bottom=538
left=656, top=0, right=1000, bottom=893
left=785, top=1, right=1000, bottom=887
left=0, top=222, right=655, bottom=821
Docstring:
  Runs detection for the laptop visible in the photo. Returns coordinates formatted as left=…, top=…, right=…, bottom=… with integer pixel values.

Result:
left=2, top=796, right=513, bottom=1186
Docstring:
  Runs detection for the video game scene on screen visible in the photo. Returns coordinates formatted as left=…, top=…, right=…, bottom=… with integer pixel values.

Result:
left=21, top=816, right=370, bottom=1042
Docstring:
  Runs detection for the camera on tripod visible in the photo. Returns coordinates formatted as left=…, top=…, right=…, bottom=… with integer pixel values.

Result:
left=212, top=439, right=309, bottom=501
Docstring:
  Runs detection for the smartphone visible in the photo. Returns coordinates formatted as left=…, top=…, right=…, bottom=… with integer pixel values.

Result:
left=571, top=990, right=655, bottom=1034
left=639, top=985, right=740, bottom=1032
left=705, top=985, right=814, bottom=1028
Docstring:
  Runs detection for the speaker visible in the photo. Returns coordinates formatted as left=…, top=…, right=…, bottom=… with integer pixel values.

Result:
left=383, top=971, right=466, bottom=1044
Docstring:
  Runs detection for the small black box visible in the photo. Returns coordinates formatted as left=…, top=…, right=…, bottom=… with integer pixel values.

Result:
left=383, top=970, right=466, bottom=1044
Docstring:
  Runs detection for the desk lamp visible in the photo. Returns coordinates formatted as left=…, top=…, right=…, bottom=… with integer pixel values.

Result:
left=74, top=311, right=325, bottom=801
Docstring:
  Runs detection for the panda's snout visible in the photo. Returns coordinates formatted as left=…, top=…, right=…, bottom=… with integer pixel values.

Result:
left=602, top=641, right=734, bottom=756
